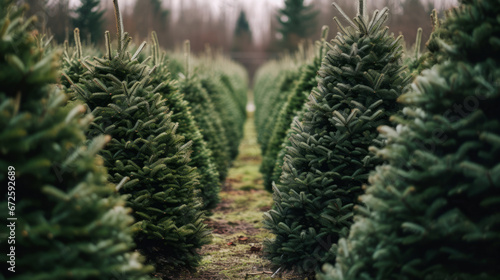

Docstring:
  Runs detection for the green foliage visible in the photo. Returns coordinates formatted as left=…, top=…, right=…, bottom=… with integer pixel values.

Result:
left=148, top=32, right=220, bottom=211
left=178, top=74, right=231, bottom=181
left=72, top=0, right=104, bottom=44
left=235, top=10, right=251, bottom=36
left=61, top=28, right=101, bottom=91
left=320, top=0, right=500, bottom=279
left=167, top=44, right=248, bottom=181
left=405, top=9, right=452, bottom=76
left=197, top=52, right=248, bottom=160
left=200, top=77, right=242, bottom=160
left=262, top=1, right=411, bottom=274
left=0, top=2, right=152, bottom=279
left=254, top=62, right=302, bottom=153
left=277, top=0, right=319, bottom=49
left=271, top=105, right=308, bottom=192
left=261, top=27, right=328, bottom=191
left=70, top=3, right=210, bottom=273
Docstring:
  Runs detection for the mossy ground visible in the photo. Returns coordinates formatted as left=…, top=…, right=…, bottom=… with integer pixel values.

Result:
left=179, top=111, right=308, bottom=280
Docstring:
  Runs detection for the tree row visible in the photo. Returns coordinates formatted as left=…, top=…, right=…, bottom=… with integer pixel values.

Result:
left=0, top=0, right=247, bottom=278
left=254, top=0, right=500, bottom=279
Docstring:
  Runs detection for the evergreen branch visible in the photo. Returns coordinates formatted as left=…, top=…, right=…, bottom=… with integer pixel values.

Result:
left=74, top=28, right=82, bottom=59
left=358, top=0, right=366, bottom=20
left=113, top=0, right=124, bottom=52
left=415, top=28, right=422, bottom=59
left=105, top=31, right=112, bottom=60
left=430, top=9, right=439, bottom=30
left=332, top=2, right=356, bottom=28
left=333, top=17, right=349, bottom=37
left=131, top=41, right=146, bottom=61
left=184, top=40, right=191, bottom=79
left=151, top=31, right=159, bottom=65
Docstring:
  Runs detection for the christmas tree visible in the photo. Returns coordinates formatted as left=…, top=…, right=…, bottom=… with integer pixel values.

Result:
left=70, top=0, right=210, bottom=273
left=200, top=77, right=244, bottom=160
left=320, top=0, right=500, bottom=279
left=256, top=68, right=301, bottom=154
left=72, top=0, right=104, bottom=44
left=197, top=52, right=247, bottom=161
left=61, top=28, right=101, bottom=91
left=176, top=41, right=232, bottom=181
left=232, top=10, right=252, bottom=52
left=277, top=0, right=319, bottom=50
left=263, top=0, right=410, bottom=274
left=261, top=26, right=328, bottom=191
left=148, top=32, right=220, bottom=211
left=0, top=1, right=153, bottom=279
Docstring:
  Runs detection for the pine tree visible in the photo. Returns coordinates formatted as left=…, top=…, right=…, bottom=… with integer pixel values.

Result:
left=177, top=41, right=232, bottom=181
left=0, top=2, right=153, bottom=279
left=263, top=1, right=410, bottom=274
left=232, top=10, right=252, bottom=52
left=257, top=69, right=301, bottom=153
left=277, top=0, right=319, bottom=50
left=271, top=106, right=307, bottom=190
left=200, top=77, right=243, bottom=160
left=61, top=28, right=101, bottom=91
left=196, top=52, right=247, bottom=161
left=72, top=0, right=104, bottom=44
left=218, top=70, right=248, bottom=120
left=191, top=49, right=248, bottom=162
left=148, top=32, right=220, bottom=211
left=320, top=0, right=500, bottom=279
left=70, top=0, right=210, bottom=273
left=261, top=26, right=328, bottom=191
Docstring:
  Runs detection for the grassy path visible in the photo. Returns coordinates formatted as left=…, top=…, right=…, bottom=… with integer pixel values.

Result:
left=180, top=114, right=305, bottom=280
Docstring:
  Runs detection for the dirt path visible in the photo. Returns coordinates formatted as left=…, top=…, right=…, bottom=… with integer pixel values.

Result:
left=180, top=115, right=305, bottom=280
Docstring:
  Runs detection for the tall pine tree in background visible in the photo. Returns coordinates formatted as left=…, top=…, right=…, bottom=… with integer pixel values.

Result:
left=277, top=0, right=319, bottom=50
left=232, top=10, right=252, bottom=52
left=0, top=1, right=152, bottom=279
left=72, top=0, right=104, bottom=44
left=263, top=0, right=410, bottom=274
left=70, top=0, right=210, bottom=274
left=320, top=0, right=500, bottom=279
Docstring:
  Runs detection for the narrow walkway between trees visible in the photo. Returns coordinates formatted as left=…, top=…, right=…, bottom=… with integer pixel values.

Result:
left=180, top=112, right=306, bottom=280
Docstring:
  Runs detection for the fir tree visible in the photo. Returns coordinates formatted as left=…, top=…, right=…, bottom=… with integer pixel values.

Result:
left=0, top=1, right=152, bottom=279
left=70, top=0, right=210, bottom=273
left=263, top=1, right=410, bottom=274
left=320, top=0, right=500, bottom=279
left=261, top=26, right=328, bottom=191
left=277, top=0, right=319, bottom=50
left=196, top=50, right=248, bottom=161
left=200, top=77, right=243, bottom=160
left=257, top=69, right=301, bottom=153
left=271, top=106, right=307, bottom=190
left=218, top=70, right=248, bottom=120
left=232, top=10, right=252, bottom=52
left=148, top=32, right=220, bottom=211
left=177, top=41, right=232, bottom=181
left=61, top=28, right=101, bottom=91
left=72, top=0, right=104, bottom=44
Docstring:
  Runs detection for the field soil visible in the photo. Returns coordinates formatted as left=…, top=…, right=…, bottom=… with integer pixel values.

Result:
left=178, top=114, right=308, bottom=280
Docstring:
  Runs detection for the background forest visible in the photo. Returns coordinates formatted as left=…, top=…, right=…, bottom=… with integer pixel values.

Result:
left=21, top=0, right=457, bottom=80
